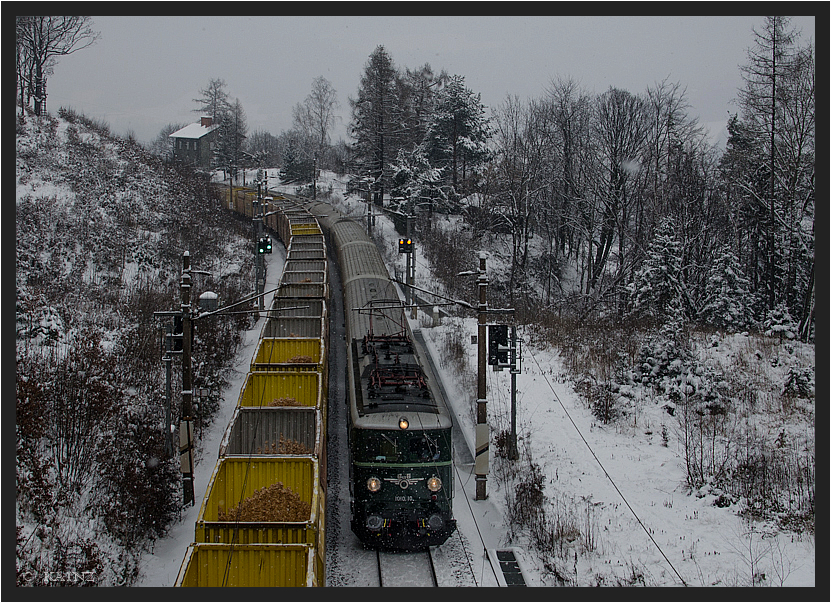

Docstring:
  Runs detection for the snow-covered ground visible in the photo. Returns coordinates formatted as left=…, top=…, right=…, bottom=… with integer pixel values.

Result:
left=136, top=170, right=815, bottom=590
left=421, top=318, right=816, bottom=588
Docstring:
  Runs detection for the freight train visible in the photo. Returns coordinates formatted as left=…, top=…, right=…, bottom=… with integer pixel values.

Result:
left=176, top=188, right=329, bottom=587
left=175, top=184, right=455, bottom=587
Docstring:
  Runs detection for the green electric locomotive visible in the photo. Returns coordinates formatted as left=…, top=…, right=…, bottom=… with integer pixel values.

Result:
left=312, top=206, right=457, bottom=550
left=347, top=297, right=455, bottom=549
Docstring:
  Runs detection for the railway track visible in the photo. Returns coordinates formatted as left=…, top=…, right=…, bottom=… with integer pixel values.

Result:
left=377, top=548, right=438, bottom=587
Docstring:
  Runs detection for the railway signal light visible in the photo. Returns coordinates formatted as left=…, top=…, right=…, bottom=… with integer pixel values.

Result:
left=172, top=316, right=183, bottom=352
left=257, top=237, right=273, bottom=254
left=398, top=238, right=413, bottom=254
left=488, top=324, right=509, bottom=367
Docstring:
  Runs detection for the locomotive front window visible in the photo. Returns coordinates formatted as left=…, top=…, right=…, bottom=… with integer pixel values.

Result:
left=355, top=431, right=399, bottom=462
left=409, top=435, right=440, bottom=462
left=379, top=433, right=398, bottom=459
left=353, top=429, right=451, bottom=463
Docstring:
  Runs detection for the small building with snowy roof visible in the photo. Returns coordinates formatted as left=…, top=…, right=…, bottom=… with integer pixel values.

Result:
left=169, top=116, right=218, bottom=168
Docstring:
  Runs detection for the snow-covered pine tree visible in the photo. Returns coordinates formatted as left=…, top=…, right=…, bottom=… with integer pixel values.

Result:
left=281, top=136, right=313, bottom=184
left=626, top=216, right=684, bottom=321
left=424, top=75, right=491, bottom=202
left=389, top=144, right=446, bottom=214
left=700, top=245, right=754, bottom=331
left=763, top=301, right=798, bottom=341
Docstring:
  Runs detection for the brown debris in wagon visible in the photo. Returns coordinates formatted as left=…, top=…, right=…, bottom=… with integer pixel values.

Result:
left=217, top=482, right=311, bottom=522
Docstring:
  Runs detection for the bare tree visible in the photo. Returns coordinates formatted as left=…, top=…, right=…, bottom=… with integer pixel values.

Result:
left=644, top=78, right=704, bottom=219
left=149, top=122, right=187, bottom=159
left=293, top=76, right=340, bottom=164
left=589, top=87, right=649, bottom=295
left=247, top=129, right=281, bottom=167
left=489, top=95, right=558, bottom=306
left=16, top=16, right=100, bottom=116
left=542, top=77, right=594, bottom=299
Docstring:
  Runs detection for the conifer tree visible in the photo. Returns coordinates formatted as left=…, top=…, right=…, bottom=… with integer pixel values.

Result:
left=627, top=217, right=684, bottom=320
left=389, top=144, right=445, bottom=213
left=424, top=75, right=491, bottom=199
left=192, top=78, right=230, bottom=124
left=281, top=136, right=313, bottom=183
left=700, top=246, right=753, bottom=331
left=349, top=46, right=400, bottom=204
left=738, top=16, right=800, bottom=312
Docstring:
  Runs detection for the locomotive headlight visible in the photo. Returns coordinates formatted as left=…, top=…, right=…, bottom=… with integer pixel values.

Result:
left=367, top=476, right=381, bottom=492
left=427, top=475, right=442, bottom=492
left=398, top=417, right=409, bottom=430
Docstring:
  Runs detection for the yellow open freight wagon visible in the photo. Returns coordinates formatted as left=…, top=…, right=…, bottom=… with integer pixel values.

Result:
left=175, top=543, right=318, bottom=587
left=194, top=456, right=325, bottom=582
left=236, top=370, right=322, bottom=409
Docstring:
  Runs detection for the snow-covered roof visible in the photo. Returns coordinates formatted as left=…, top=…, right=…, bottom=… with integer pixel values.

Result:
left=169, top=122, right=217, bottom=139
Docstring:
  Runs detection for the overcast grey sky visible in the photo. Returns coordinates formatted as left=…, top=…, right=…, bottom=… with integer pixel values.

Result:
left=43, top=14, right=817, bottom=146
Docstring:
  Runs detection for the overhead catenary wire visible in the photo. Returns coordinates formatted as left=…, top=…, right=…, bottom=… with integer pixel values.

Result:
left=520, top=329, right=689, bottom=587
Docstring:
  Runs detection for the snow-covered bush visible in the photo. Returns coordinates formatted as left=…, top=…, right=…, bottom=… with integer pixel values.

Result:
left=782, top=364, right=814, bottom=399
left=95, top=402, right=180, bottom=549
left=763, top=302, right=798, bottom=341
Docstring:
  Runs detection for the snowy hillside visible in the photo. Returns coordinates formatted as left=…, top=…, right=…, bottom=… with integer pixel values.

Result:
left=15, top=110, right=257, bottom=587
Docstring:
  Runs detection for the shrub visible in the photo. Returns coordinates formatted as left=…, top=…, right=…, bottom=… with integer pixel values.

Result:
left=783, top=365, right=814, bottom=398
left=510, top=461, right=546, bottom=527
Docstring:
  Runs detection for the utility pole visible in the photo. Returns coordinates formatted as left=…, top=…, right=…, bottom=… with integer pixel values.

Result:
left=475, top=252, right=489, bottom=500
left=509, top=325, right=521, bottom=461
left=313, top=152, right=317, bottom=200
left=163, top=324, right=174, bottom=457
left=406, top=215, right=416, bottom=320
left=155, top=254, right=217, bottom=509
left=180, top=252, right=195, bottom=507
left=365, top=182, right=373, bottom=238
left=459, top=253, right=515, bottom=500
left=253, top=189, right=265, bottom=314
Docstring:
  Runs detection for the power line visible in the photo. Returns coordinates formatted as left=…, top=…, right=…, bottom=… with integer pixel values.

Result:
left=521, top=332, right=689, bottom=588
